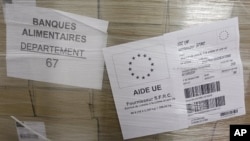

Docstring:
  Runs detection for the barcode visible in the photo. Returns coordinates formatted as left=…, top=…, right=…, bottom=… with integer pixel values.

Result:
left=20, top=134, right=39, bottom=139
left=185, top=81, right=221, bottom=98
left=187, top=96, right=225, bottom=114
left=220, top=109, right=238, bottom=117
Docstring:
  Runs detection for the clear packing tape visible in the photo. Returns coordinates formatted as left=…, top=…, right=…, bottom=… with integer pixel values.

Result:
left=0, top=0, right=250, bottom=141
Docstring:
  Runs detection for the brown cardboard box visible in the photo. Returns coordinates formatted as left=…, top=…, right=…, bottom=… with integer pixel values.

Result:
left=100, top=0, right=166, bottom=24
left=0, top=87, right=33, bottom=116
left=33, top=88, right=91, bottom=119
left=37, top=0, right=98, bottom=18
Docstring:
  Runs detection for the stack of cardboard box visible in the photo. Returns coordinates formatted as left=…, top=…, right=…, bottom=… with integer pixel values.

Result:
left=1, top=0, right=250, bottom=140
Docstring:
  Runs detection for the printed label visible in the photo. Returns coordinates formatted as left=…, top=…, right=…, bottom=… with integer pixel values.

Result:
left=5, top=4, right=108, bottom=89
left=16, top=121, right=46, bottom=141
left=164, top=17, right=245, bottom=126
left=103, top=36, right=188, bottom=139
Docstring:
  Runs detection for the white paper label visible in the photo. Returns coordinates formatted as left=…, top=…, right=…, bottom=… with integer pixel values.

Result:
left=16, top=121, right=46, bottom=141
left=5, top=4, right=108, bottom=89
left=103, top=36, right=188, bottom=139
left=164, top=17, right=245, bottom=126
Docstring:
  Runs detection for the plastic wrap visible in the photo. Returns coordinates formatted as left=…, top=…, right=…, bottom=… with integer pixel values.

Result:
left=0, top=0, right=250, bottom=141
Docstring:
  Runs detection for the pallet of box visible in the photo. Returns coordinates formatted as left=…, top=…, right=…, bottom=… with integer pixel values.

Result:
left=1, top=0, right=250, bottom=141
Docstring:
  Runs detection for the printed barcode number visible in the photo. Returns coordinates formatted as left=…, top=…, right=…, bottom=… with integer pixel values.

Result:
left=20, top=134, right=39, bottom=139
left=187, top=96, right=225, bottom=114
left=185, top=81, right=220, bottom=98
left=220, top=109, right=238, bottom=117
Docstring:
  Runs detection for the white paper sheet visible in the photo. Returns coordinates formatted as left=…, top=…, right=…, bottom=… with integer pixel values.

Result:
left=103, top=36, right=188, bottom=139
left=16, top=121, right=47, bottom=141
left=164, top=17, right=245, bottom=126
left=5, top=4, right=108, bottom=89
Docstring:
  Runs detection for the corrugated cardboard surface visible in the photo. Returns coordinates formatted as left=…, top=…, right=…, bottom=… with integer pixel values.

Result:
left=1, top=0, right=250, bottom=140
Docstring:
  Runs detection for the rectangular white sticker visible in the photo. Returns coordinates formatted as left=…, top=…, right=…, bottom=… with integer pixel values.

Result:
left=5, top=4, right=108, bottom=89
left=103, top=36, right=188, bottom=139
left=16, top=121, right=47, bottom=141
left=164, top=17, right=245, bottom=126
